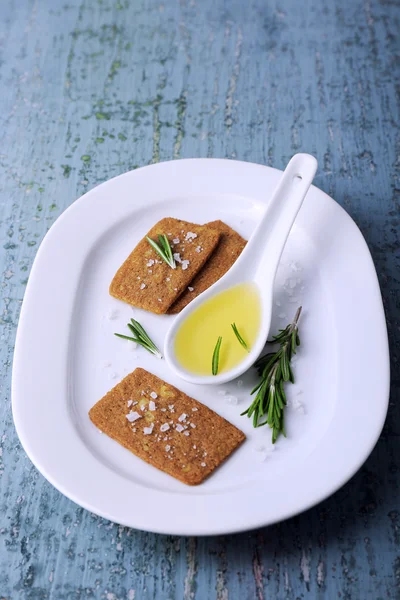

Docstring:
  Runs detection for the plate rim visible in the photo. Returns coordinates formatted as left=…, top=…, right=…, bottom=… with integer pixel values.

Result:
left=12, top=158, right=390, bottom=535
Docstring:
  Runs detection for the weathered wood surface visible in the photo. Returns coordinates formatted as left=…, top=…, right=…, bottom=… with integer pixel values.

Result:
left=0, top=0, right=399, bottom=597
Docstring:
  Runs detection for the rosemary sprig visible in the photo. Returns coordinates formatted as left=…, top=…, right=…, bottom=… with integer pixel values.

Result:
left=115, top=318, right=162, bottom=359
left=146, top=234, right=176, bottom=269
left=212, top=336, right=222, bottom=375
left=231, top=322, right=249, bottom=352
left=241, top=307, right=302, bottom=443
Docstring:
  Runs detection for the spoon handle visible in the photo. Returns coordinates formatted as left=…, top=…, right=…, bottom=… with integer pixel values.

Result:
left=237, top=153, right=318, bottom=283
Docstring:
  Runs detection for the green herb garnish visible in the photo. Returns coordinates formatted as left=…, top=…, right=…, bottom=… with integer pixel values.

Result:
left=212, top=336, right=222, bottom=375
left=115, top=318, right=162, bottom=359
left=146, top=234, right=176, bottom=269
left=231, top=322, right=249, bottom=352
left=241, top=307, right=302, bottom=443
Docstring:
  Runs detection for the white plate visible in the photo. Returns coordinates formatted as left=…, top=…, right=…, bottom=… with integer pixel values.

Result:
left=12, top=159, right=390, bottom=536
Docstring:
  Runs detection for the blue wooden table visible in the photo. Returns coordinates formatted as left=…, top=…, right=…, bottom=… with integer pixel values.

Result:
left=1, top=0, right=398, bottom=597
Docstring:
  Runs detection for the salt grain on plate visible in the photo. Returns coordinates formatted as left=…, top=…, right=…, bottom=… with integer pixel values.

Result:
left=106, top=309, right=119, bottom=320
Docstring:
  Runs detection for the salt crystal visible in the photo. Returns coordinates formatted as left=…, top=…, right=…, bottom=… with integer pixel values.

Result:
left=188, top=286, right=194, bottom=292
left=132, top=428, right=136, bottom=432
left=185, top=231, right=198, bottom=241
left=201, top=462, right=206, bottom=467
left=158, top=298, right=162, bottom=302
left=149, top=400, right=156, bottom=411
left=143, top=424, right=154, bottom=435
left=192, top=407, right=198, bottom=412
left=178, top=413, right=187, bottom=422
left=190, top=423, right=196, bottom=428
left=193, top=445, right=197, bottom=449
left=237, top=379, right=243, bottom=387
left=127, top=400, right=133, bottom=407
left=195, top=246, right=202, bottom=253
left=173, top=238, right=180, bottom=244
left=166, top=277, right=170, bottom=282
left=147, top=259, right=155, bottom=267
left=161, top=408, right=166, bottom=412
left=183, top=431, right=190, bottom=436
left=176, top=423, right=184, bottom=433
left=126, top=411, right=141, bottom=422
left=181, top=260, right=190, bottom=270
left=226, top=395, right=238, bottom=405
left=140, top=283, right=146, bottom=290
left=160, top=423, right=170, bottom=432
left=173, top=252, right=182, bottom=263
left=107, top=309, right=119, bottom=320
left=165, top=445, right=171, bottom=451
left=168, top=405, right=175, bottom=410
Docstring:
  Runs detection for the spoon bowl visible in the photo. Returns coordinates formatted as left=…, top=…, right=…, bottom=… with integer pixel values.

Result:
left=165, top=153, right=318, bottom=385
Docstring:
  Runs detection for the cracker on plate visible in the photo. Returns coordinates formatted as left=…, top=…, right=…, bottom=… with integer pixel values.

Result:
left=168, top=220, right=246, bottom=314
left=110, top=218, right=220, bottom=314
left=89, top=368, right=245, bottom=485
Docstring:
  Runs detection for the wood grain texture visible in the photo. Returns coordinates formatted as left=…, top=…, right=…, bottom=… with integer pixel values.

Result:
left=0, top=0, right=398, bottom=598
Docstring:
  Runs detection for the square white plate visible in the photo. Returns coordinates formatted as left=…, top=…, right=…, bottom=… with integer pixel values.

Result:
left=12, top=159, right=389, bottom=535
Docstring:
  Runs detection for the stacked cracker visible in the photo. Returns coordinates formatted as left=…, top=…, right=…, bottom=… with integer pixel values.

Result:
left=110, top=218, right=246, bottom=314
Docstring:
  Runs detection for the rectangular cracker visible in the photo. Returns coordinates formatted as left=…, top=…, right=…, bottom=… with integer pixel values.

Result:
left=110, top=218, right=220, bottom=314
left=89, top=368, right=245, bottom=485
left=168, top=220, right=246, bottom=314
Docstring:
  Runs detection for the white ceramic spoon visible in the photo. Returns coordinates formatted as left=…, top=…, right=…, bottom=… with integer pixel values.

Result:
left=164, top=153, right=318, bottom=385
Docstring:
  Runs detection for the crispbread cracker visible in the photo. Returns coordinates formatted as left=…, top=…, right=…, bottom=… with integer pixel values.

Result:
left=89, top=368, right=245, bottom=485
left=110, top=218, right=220, bottom=314
left=168, top=220, right=246, bottom=314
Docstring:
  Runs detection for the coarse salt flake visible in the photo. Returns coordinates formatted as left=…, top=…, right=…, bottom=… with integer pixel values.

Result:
left=176, top=423, right=184, bottom=433
left=149, top=400, right=156, bottom=411
left=165, top=445, right=171, bottom=451
left=127, top=400, right=133, bottom=407
left=172, top=238, right=180, bottom=244
left=192, top=407, right=198, bottom=412
left=173, top=252, right=182, bottom=263
left=201, top=462, right=206, bottom=467
left=178, top=413, right=187, bottom=422
left=190, top=423, right=196, bottom=428
left=160, top=423, right=170, bottom=432
left=126, top=411, right=141, bottom=422
left=150, top=392, right=158, bottom=399
left=181, top=260, right=190, bottom=270
left=183, top=431, right=190, bottom=436
left=188, top=286, right=194, bottom=292
left=185, top=231, right=198, bottom=241
left=143, top=424, right=154, bottom=435
left=140, top=283, right=146, bottom=290
left=195, top=246, right=202, bottom=253
left=147, top=259, right=155, bottom=267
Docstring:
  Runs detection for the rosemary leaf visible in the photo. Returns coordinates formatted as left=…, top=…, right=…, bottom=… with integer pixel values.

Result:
left=115, top=317, right=162, bottom=359
left=212, top=336, right=222, bottom=375
left=146, top=234, right=176, bottom=269
left=231, top=322, right=250, bottom=352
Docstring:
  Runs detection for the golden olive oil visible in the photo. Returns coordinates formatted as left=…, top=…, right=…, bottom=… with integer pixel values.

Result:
left=174, top=282, right=261, bottom=375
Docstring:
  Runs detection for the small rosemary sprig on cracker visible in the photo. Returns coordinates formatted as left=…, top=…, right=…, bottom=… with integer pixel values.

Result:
left=212, top=336, right=222, bottom=375
left=115, top=318, right=162, bottom=359
left=146, top=234, right=176, bottom=269
left=241, top=307, right=302, bottom=443
left=231, top=322, right=249, bottom=352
